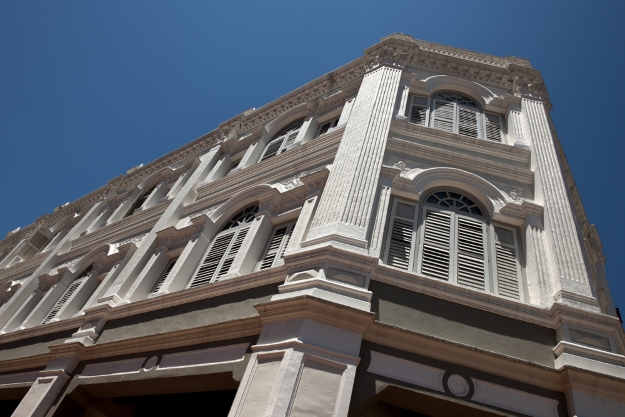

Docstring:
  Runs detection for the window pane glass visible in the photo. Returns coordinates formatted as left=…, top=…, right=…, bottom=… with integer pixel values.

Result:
left=396, top=202, right=415, bottom=219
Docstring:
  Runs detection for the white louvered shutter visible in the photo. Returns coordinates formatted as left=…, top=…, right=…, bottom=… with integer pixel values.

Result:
left=260, top=138, right=283, bottom=162
left=282, top=131, right=299, bottom=150
left=41, top=278, right=85, bottom=324
left=484, top=113, right=503, bottom=142
left=455, top=217, right=487, bottom=291
left=259, top=223, right=294, bottom=270
left=152, top=258, right=178, bottom=293
left=189, top=227, right=249, bottom=289
left=457, top=106, right=480, bottom=138
left=493, top=226, right=522, bottom=300
left=384, top=201, right=419, bottom=270
left=419, top=209, right=452, bottom=280
left=16, top=231, right=51, bottom=261
left=409, top=96, right=428, bottom=126
left=431, top=101, right=455, bottom=133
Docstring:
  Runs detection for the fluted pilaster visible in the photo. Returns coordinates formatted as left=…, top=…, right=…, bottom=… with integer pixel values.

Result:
left=307, top=66, right=402, bottom=247
left=522, top=99, right=596, bottom=307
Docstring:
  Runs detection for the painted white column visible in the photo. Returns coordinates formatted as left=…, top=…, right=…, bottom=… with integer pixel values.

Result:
left=96, top=147, right=222, bottom=305
left=306, top=65, right=402, bottom=248
left=522, top=98, right=598, bottom=311
left=395, top=84, right=410, bottom=120
left=0, top=200, right=106, bottom=330
left=228, top=297, right=372, bottom=417
left=11, top=358, right=77, bottom=417
left=336, top=98, right=355, bottom=128
left=368, top=180, right=393, bottom=259
left=523, top=214, right=553, bottom=307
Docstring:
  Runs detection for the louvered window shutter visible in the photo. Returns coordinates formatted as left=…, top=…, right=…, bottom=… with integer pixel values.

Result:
left=188, top=227, right=250, bottom=289
left=41, top=278, right=86, bottom=324
left=455, top=217, right=487, bottom=291
left=484, top=113, right=503, bottom=142
left=457, top=106, right=480, bottom=138
left=431, top=101, right=455, bottom=133
left=16, top=231, right=51, bottom=261
left=384, top=201, right=419, bottom=270
left=409, top=96, right=428, bottom=126
left=260, top=138, right=284, bottom=162
left=282, top=132, right=299, bottom=149
left=152, top=258, right=178, bottom=293
left=259, top=223, right=295, bottom=270
left=493, top=226, right=522, bottom=300
left=419, top=209, right=452, bottom=280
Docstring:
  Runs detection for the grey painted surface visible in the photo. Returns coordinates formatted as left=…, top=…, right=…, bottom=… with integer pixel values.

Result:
left=351, top=341, right=568, bottom=417
left=97, top=284, right=279, bottom=344
left=369, top=281, right=557, bottom=366
left=0, top=329, right=75, bottom=362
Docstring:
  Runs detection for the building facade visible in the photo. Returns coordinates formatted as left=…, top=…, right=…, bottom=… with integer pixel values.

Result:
left=0, top=34, right=622, bottom=417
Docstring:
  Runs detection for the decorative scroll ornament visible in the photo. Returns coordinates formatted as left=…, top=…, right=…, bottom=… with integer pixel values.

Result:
left=59, top=257, right=83, bottom=269
left=190, top=205, right=222, bottom=220
left=365, top=45, right=415, bottom=72
left=115, top=234, right=146, bottom=249
left=512, top=76, right=550, bottom=103
left=504, top=186, right=525, bottom=202
left=392, top=161, right=409, bottom=174
left=280, top=167, right=326, bottom=191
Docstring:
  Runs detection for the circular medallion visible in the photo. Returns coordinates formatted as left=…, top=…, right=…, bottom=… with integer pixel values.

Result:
left=447, top=374, right=470, bottom=397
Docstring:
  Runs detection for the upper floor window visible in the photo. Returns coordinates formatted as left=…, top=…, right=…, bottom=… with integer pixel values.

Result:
left=383, top=190, right=523, bottom=300
left=126, top=184, right=158, bottom=217
left=187, top=205, right=259, bottom=289
left=257, top=222, right=295, bottom=270
left=42, top=265, right=93, bottom=324
left=315, top=116, right=340, bottom=138
left=259, top=119, right=304, bottom=162
left=408, top=92, right=503, bottom=142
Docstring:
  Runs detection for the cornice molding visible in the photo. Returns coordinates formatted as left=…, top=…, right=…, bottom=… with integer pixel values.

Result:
left=254, top=295, right=375, bottom=334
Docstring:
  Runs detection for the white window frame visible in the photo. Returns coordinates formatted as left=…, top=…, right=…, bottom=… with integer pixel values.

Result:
left=382, top=193, right=524, bottom=300
left=407, top=93, right=504, bottom=143
left=382, top=199, right=420, bottom=271
left=187, top=206, right=259, bottom=289
left=315, top=116, right=340, bottom=138
left=489, top=223, right=525, bottom=301
left=256, top=221, right=296, bottom=271
left=258, top=119, right=304, bottom=162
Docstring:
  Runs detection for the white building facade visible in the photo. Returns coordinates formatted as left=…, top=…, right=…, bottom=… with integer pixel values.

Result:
left=0, top=34, right=622, bottom=417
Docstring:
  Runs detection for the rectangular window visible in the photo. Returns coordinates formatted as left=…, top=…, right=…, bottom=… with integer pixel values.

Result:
left=316, top=117, right=340, bottom=137
left=491, top=225, right=523, bottom=300
left=258, top=222, right=296, bottom=270
left=383, top=200, right=420, bottom=271
left=151, top=257, right=178, bottom=294
left=408, top=96, right=428, bottom=126
left=484, top=113, right=503, bottom=142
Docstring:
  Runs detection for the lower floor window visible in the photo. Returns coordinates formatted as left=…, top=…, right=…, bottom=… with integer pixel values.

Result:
left=383, top=192, right=524, bottom=300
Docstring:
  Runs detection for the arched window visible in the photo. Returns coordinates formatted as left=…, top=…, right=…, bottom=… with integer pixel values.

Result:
left=126, top=184, right=159, bottom=217
left=383, top=191, right=523, bottom=300
left=259, top=119, right=304, bottom=162
left=187, top=205, right=259, bottom=289
left=407, top=92, right=503, bottom=142
left=42, top=265, right=93, bottom=324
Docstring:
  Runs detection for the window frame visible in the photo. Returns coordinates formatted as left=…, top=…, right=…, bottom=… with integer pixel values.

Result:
left=382, top=193, right=524, bottom=300
left=256, top=221, right=296, bottom=271
left=406, top=92, right=504, bottom=143
left=315, top=116, right=340, bottom=138
left=258, top=119, right=304, bottom=162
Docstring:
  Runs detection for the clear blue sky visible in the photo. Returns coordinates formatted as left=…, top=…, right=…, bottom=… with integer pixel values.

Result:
left=1, top=1, right=624, bottom=312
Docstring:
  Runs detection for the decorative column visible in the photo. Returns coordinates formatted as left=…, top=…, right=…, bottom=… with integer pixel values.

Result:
left=96, top=146, right=222, bottom=305
left=227, top=296, right=374, bottom=417
left=520, top=94, right=598, bottom=310
left=305, top=52, right=406, bottom=249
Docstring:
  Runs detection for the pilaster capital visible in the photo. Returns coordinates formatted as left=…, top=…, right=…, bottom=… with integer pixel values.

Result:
left=364, top=42, right=417, bottom=72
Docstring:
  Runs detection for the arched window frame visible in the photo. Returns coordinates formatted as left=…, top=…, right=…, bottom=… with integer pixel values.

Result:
left=258, top=119, right=305, bottom=162
left=383, top=190, right=524, bottom=301
left=187, top=205, right=260, bottom=289
left=407, top=92, right=503, bottom=142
